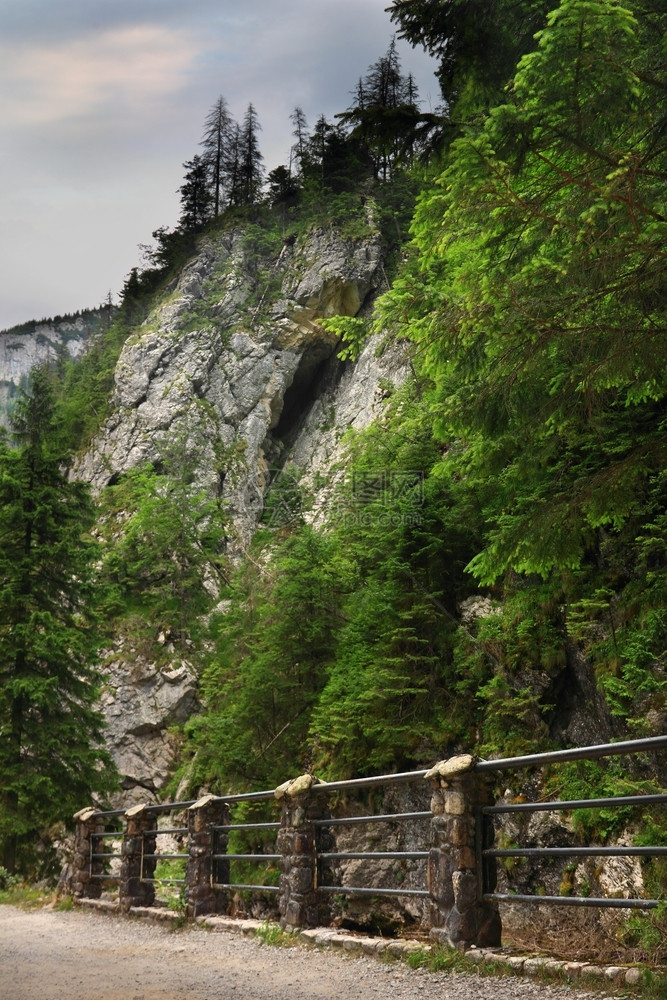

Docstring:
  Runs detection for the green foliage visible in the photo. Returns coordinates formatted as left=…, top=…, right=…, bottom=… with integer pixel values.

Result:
left=254, top=921, right=295, bottom=946
left=318, top=315, right=368, bottom=361
left=0, top=866, right=20, bottom=891
left=0, top=367, right=117, bottom=874
left=546, top=757, right=667, bottom=846
left=184, top=525, right=344, bottom=790
left=98, top=438, right=227, bottom=638
left=381, top=0, right=666, bottom=584
left=183, top=376, right=492, bottom=785
left=261, top=468, right=306, bottom=527
left=0, top=880, right=51, bottom=908
left=153, top=858, right=187, bottom=913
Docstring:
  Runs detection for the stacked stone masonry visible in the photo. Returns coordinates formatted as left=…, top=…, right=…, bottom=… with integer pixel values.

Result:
left=72, top=756, right=500, bottom=949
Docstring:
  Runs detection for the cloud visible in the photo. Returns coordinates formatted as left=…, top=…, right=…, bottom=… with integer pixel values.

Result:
left=0, top=24, right=204, bottom=127
left=0, top=0, right=439, bottom=330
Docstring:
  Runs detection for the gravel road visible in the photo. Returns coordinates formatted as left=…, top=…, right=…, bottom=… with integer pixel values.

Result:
left=0, top=905, right=610, bottom=1000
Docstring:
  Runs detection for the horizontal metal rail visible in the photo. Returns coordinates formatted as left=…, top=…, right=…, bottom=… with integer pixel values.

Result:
left=320, top=851, right=428, bottom=861
left=90, top=873, right=121, bottom=880
left=213, top=882, right=281, bottom=893
left=91, top=852, right=123, bottom=860
left=483, top=793, right=667, bottom=815
left=313, top=811, right=431, bottom=828
left=154, top=827, right=188, bottom=836
left=83, top=734, right=667, bottom=821
left=213, top=822, right=280, bottom=832
left=219, top=854, right=281, bottom=862
left=485, top=846, right=667, bottom=858
left=142, top=853, right=188, bottom=861
left=312, top=770, right=429, bottom=793
left=141, top=878, right=186, bottom=885
left=475, top=735, right=667, bottom=774
left=486, top=893, right=660, bottom=910
left=318, top=885, right=430, bottom=898
left=478, top=736, right=667, bottom=912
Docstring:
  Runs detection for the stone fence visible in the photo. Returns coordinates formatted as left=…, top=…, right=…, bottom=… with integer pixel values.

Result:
left=70, top=754, right=500, bottom=951
left=70, top=735, right=667, bottom=951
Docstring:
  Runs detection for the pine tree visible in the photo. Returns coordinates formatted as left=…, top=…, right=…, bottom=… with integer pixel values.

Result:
left=238, top=103, right=264, bottom=205
left=381, top=0, right=667, bottom=581
left=0, top=366, right=115, bottom=873
left=200, top=95, right=234, bottom=216
left=289, top=106, right=309, bottom=179
left=178, top=154, right=213, bottom=231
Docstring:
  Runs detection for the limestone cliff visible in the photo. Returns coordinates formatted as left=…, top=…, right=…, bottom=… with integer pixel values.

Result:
left=0, top=310, right=107, bottom=424
left=77, top=222, right=409, bottom=799
left=78, top=226, right=402, bottom=550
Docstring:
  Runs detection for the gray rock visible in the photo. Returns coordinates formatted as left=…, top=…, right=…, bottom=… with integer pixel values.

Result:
left=76, top=225, right=387, bottom=553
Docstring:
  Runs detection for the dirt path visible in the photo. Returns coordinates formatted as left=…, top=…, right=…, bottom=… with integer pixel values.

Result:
left=0, top=905, right=607, bottom=1000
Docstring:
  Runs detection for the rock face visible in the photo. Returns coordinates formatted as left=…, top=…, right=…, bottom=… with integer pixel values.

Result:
left=74, top=222, right=409, bottom=798
left=0, top=310, right=106, bottom=424
left=100, top=648, right=198, bottom=804
left=77, top=226, right=395, bottom=551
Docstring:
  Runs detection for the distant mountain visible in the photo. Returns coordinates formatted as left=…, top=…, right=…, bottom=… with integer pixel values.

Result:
left=0, top=308, right=112, bottom=425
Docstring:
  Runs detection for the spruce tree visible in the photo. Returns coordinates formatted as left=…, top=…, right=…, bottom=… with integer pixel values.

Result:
left=238, top=103, right=264, bottom=205
left=200, top=95, right=234, bottom=216
left=0, top=366, right=115, bottom=873
left=178, top=154, right=213, bottom=231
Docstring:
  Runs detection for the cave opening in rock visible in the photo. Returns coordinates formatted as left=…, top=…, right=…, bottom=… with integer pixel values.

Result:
left=272, top=346, right=342, bottom=447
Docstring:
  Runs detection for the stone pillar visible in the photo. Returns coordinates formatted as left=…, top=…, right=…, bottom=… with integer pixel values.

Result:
left=119, top=804, right=157, bottom=912
left=185, top=794, right=229, bottom=919
left=275, top=774, right=334, bottom=931
left=70, top=807, right=105, bottom=899
left=426, top=754, right=501, bottom=950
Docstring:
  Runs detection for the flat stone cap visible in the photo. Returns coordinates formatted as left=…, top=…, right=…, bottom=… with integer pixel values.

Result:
left=424, top=754, right=475, bottom=781
left=189, top=793, right=219, bottom=811
left=125, top=803, right=148, bottom=818
left=274, top=774, right=326, bottom=800
left=73, top=806, right=99, bottom=822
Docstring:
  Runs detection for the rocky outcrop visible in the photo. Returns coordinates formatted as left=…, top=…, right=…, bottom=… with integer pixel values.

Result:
left=77, top=226, right=390, bottom=552
left=73, top=222, right=410, bottom=797
left=0, top=310, right=106, bottom=424
left=100, top=647, right=198, bottom=805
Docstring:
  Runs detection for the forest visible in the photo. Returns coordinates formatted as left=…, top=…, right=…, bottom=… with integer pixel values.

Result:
left=0, top=0, right=665, bottom=925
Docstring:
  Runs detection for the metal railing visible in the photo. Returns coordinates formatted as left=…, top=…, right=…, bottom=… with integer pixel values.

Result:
left=476, top=736, right=667, bottom=911
left=89, top=820, right=124, bottom=882
left=83, top=734, right=666, bottom=914
left=140, top=824, right=189, bottom=885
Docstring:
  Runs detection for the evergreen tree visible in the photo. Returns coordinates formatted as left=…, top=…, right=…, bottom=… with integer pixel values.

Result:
left=178, top=154, right=213, bottom=231
left=381, top=0, right=667, bottom=581
left=0, top=366, right=115, bottom=873
left=200, top=95, right=234, bottom=216
left=238, top=103, right=264, bottom=205
left=337, top=39, right=425, bottom=178
left=289, top=106, right=309, bottom=179
left=186, top=525, right=343, bottom=790
left=388, top=0, right=551, bottom=114
left=266, top=165, right=299, bottom=208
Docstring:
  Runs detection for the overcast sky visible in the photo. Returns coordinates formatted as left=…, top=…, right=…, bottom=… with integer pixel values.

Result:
left=0, top=0, right=438, bottom=331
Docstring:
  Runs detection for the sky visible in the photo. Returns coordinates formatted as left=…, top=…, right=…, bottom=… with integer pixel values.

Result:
left=0, top=0, right=439, bottom=332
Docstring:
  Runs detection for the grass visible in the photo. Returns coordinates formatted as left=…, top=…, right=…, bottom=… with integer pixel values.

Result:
left=254, top=921, right=296, bottom=947
left=0, top=882, right=56, bottom=909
